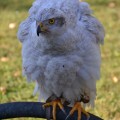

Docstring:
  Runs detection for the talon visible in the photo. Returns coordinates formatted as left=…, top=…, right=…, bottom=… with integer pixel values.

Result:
left=61, top=108, right=66, bottom=115
left=43, top=99, right=66, bottom=120
left=66, top=102, right=90, bottom=120
left=65, top=114, right=70, bottom=120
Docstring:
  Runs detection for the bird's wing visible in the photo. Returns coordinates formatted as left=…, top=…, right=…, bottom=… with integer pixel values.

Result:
left=77, top=2, right=104, bottom=82
left=17, top=17, right=35, bottom=43
left=17, top=15, right=43, bottom=82
left=79, top=2, right=105, bottom=45
left=17, top=0, right=42, bottom=42
left=74, top=2, right=105, bottom=105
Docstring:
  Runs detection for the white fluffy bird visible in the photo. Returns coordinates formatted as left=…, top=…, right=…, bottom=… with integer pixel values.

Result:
left=17, top=0, right=105, bottom=120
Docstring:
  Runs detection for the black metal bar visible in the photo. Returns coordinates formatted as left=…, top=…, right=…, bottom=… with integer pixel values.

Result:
left=0, top=102, right=103, bottom=120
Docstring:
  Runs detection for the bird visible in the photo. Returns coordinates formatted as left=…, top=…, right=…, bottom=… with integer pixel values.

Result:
left=17, top=0, right=105, bottom=120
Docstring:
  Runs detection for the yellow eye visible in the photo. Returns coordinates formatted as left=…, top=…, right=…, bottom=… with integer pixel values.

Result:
left=49, top=18, right=55, bottom=24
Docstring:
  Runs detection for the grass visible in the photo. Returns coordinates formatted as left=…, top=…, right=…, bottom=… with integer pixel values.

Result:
left=0, top=0, right=120, bottom=120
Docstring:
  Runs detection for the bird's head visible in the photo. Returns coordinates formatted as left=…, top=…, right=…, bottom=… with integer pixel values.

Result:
left=36, top=17, right=66, bottom=37
left=36, top=8, right=67, bottom=37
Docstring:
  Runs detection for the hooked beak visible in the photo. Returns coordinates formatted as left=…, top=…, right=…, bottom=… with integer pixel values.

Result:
left=37, top=22, right=49, bottom=36
left=37, top=25, right=41, bottom=36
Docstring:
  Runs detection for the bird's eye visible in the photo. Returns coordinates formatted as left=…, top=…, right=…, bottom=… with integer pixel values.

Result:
left=49, top=18, right=55, bottom=24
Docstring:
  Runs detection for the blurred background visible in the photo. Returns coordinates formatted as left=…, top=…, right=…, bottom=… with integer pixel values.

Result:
left=0, top=0, right=120, bottom=120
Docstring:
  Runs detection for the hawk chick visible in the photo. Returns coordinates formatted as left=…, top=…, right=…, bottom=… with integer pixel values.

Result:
left=17, top=0, right=105, bottom=119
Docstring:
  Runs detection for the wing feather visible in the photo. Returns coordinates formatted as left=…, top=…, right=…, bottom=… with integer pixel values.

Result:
left=79, top=2, right=105, bottom=44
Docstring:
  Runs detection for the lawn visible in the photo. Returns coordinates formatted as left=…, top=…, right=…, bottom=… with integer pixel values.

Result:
left=0, top=0, right=120, bottom=120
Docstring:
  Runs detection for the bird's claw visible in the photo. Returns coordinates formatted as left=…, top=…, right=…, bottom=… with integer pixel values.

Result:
left=43, top=99, right=66, bottom=120
left=65, top=114, right=71, bottom=120
left=65, top=102, right=90, bottom=120
left=61, top=108, right=67, bottom=115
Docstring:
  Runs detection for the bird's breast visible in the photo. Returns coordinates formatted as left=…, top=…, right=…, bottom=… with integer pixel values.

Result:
left=43, top=54, right=82, bottom=87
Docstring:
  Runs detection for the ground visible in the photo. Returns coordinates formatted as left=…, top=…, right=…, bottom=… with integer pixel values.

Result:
left=0, top=0, right=120, bottom=120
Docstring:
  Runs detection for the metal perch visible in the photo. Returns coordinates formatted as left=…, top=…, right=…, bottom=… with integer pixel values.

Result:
left=0, top=102, right=103, bottom=120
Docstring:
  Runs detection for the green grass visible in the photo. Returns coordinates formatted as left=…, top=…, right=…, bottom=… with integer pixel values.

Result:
left=0, top=0, right=120, bottom=120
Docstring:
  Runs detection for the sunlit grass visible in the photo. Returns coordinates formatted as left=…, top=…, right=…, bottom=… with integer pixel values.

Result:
left=0, top=0, right=120, bottom=120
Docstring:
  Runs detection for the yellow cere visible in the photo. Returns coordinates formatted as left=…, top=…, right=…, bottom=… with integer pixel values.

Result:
left=40, top=23, right=43, bottom=28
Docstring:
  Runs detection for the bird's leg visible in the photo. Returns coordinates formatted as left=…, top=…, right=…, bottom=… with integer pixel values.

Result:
left=43, top=95, right=66, bottom=120
left=66, top=94, right=90, bottom=120
left=65, top=102, right=90, bottom=120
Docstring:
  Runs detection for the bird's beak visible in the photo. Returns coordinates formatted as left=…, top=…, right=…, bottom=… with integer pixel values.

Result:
left=37, top=22, right=49, bottom=36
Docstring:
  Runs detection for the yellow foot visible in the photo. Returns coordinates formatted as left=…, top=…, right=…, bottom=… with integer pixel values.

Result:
left=43, top=99, right=66, bottom=120
left=66, top=102, right=90, bottom=120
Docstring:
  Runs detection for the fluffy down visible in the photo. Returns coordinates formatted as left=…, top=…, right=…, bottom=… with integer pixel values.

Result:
left=17, top=0, right=105, bottom=107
